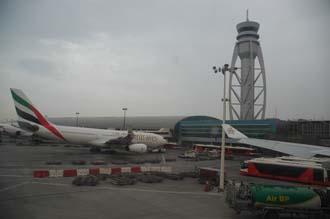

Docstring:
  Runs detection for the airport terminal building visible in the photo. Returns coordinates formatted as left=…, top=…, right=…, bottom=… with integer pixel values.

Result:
left=174, top=116, right=277, bottom=145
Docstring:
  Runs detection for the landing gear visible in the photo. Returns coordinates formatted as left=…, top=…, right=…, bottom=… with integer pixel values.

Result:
left=90, top=146, right=101, bottom=153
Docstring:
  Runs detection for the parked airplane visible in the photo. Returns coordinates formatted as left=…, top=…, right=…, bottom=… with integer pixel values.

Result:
left=10, top=88, right=167, bottom=153
left=0, top=122, right=33, bottom=137
left=222, top=124, right=330, bottom=158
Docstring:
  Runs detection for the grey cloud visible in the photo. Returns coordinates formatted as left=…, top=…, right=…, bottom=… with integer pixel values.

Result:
left=0, top=0, right=329, bottom=121
left=17, top=58, right=62, bottom=80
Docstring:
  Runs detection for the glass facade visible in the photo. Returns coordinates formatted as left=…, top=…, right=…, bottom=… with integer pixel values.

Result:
left=174, top=116, right=277, bottom=144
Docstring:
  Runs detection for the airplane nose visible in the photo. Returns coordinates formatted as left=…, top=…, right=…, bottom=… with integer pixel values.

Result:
left=162, top=138, right=168, bottom=145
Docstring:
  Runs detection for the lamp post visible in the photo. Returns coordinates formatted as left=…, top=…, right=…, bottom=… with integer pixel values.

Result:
left=122, top=108, right=127, bottom=130
left=213, top=64, right=230, bottom=191
left=75, top=112, right=80, bottom=127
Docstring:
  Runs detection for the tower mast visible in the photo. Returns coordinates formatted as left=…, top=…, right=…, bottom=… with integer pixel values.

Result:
left=228, top=13, right=267, bottom=120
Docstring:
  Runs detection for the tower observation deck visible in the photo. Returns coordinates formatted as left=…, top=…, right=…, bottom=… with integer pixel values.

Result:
left=229, top=16, right=266, bottom=120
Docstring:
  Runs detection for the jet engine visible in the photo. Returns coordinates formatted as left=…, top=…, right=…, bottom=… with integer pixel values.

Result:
left=128, top=144, right=148, bottom=153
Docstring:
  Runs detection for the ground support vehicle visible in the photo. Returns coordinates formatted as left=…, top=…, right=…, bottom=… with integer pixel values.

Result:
left=241, top=156, right=330, bottom=186
left=225, top=181, right=330, bottom=219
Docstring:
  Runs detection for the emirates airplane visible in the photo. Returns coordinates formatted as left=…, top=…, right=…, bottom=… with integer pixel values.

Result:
left=10, top=88, right=167, bottom=153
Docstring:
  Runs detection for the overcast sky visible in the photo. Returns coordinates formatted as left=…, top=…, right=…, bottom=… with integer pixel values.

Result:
left=0, top=0, right=329, bottom=121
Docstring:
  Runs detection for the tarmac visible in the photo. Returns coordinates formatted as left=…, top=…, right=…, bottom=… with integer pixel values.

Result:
left=0, top=136, right=300, bottom=219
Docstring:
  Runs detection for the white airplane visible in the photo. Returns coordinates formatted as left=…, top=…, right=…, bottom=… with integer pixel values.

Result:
left=222, top=124, right=330, bottom=159
left=10, top=88, right=167, bottom=153
left=0, top=122, right=33, bottom=137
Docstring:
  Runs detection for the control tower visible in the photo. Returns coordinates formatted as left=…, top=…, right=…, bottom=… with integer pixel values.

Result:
left=229, top=14, right=266, bottom=120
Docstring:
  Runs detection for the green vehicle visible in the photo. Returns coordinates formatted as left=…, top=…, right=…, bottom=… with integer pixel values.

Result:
left=226, top=182, right=330, bottom=219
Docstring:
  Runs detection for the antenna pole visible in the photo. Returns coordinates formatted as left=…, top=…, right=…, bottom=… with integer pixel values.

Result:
left=246, top=9, right=249, bottom=21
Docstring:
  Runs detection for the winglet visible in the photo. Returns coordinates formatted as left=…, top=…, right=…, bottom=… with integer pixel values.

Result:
left=222, top=124, right=248, bottom=139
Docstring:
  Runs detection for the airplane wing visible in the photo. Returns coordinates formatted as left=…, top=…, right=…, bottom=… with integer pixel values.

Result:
left=105, top=130, right=134, bottom=146
left=222, top=124, right=330, bottom=158
left=311, top=149, right=330, bottom=157
left=88, top=130, right=134, bottom=148
left=88, top=130, right=148, bottom=153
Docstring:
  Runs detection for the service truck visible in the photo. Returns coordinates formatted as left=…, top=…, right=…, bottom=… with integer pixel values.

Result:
left=225, top=181, right=330, bottom=219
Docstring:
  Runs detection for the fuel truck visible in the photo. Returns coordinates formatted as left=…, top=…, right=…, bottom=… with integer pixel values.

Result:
left=225, top=182, right=330, bottom=219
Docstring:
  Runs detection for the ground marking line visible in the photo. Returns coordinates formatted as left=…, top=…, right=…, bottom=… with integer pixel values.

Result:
left=0, top=174, right=31, bottom=178
left=30, top=182, right=69, bottom=187
left=99, top=186, right=222, bottom=196
left=0, top=181, right=29, bottom=192
left=30, top=181, right=222, bottom=196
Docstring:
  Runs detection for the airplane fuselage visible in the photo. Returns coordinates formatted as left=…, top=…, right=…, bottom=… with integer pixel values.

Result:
left=35, top=124, right=167, bottom=150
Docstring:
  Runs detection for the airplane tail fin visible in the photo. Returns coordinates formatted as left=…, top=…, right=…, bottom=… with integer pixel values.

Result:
left=10, top=88, right=65, bottom=140
left=10, top=88, right=49, bottom=126
left=222, top=124, right=248, bottom=139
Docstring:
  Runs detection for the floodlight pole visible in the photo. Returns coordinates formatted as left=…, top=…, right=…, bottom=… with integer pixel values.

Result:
left=220, top=64, right=229, bottom=192
left=213, top=64, right=229, bottom=192
left=75, top=112, right=80, bottom=127
left=122, top=108, right=127, bottom=130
